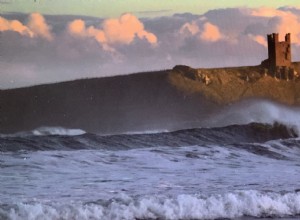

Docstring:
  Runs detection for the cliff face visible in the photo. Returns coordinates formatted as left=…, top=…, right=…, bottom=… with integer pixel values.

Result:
left=0, top=71, right=217, bottom=134
left=1, top=64, right=300, bottom=134
left=169, top=63, right=300, bottom=106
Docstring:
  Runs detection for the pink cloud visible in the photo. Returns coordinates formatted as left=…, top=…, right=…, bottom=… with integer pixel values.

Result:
left=0, top=16, right=33, bottom=37
left=249, top=34, right=267, bottom=47
left=68, top=13, right=157, bottom=47
left=200, top=22, right=222, bottom=42
left=180, top=21, right=200, bottom=35
left=68, top=19, right=85, bottom=36
left=27, top=13, right=53, bottom=40
left=180, top=21, right=223, bottom=42
left=68, top=19, right=107, bottom=43
left=250, top=7, right=300, bottom=45
left=0, top=13, right=52, bottom=40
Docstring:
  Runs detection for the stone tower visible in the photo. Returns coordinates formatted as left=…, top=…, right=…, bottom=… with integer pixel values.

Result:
left=267, top=33, right=291, bottom=71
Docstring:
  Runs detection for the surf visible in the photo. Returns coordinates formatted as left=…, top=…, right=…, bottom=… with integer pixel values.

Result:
left=2, top=191, right=300, bottom=220
left=0, top=122, right=297, bottom=152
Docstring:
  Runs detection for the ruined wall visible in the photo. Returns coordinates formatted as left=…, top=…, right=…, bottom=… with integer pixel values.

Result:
left=267, top=33, right=291, bottom=70
left=267, top=33, right=277, bottom=69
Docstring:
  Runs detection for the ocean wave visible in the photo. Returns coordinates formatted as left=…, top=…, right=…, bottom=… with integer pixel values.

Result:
left=0, top=127, right=86, bottom=138
left=0, top=122, right=297, bottom=152
left=30, top=127, right=86, bottom=136
left=2, top=190, right=300, bottom=220
left=124, top=129, right=169, bottom=135
left=205, top=99, right=300, bottom=136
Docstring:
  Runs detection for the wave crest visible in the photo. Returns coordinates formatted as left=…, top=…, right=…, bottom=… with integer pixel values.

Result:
left=205, top=99, right=300, bottom=136
left=31, top=127, right=86, bottom=136
left=0, top=122, right=297, bottom=152
left=0, top=127, right=86, bottom=138
left=3, top=191, right=300, bottom=220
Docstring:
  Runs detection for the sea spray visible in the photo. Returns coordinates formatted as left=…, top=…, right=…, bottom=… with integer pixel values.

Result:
left=31, top=127, right=86, bottom=136
left=3, top=191, right=300, bottom=220
left=205, top=99, right=300, bottom=135
left=0, top=127, right=86, bottom=138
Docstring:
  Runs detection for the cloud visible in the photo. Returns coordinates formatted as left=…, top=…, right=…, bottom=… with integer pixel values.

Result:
left=0, top=13, right=52, bottom=40
left=249, top=34, right=267, bottom=47
left=180, top=20, right=223, bottom=42
left=68, top=19, right=85, bottom=36
left=68, top=13, right=157, bottom=47
left=103, top=13, right=157, bottom=45
left=200, top=22, right=222, bottom=42
left=0, top=16, right=33, bottom=37
left=27, top=13, right=53, bottom=40
left=68, top=19, right=107, bottom=44
left=251, top=7, right=286, bottom=17
left=180, top=21, right=200, bottom=35
left=250, top=7, right=300, bottom=45
left=2, top=7, right=300, bottom=89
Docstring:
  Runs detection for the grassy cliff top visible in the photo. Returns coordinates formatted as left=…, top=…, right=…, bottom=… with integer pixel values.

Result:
left=169, top=63, right=300, bottom=105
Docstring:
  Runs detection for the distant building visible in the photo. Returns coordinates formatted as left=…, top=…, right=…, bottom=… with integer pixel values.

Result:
left=262, top=33, right=295, bottom=80
left=266, top=33, right=291, bottom=71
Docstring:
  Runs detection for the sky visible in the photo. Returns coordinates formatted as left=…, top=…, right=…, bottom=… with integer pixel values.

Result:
left=1, top=1, right=300, bottom=88
left=1, top=0, right=300, bottom=17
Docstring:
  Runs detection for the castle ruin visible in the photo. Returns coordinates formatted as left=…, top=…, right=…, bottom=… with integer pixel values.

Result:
left=263, top=33, right=296, bottom=80
left=267, top=33, right=291, bottom=70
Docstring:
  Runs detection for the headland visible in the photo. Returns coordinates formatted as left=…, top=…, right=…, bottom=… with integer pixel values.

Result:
left=169, top=33, right=300, bottom=106
left=0, top=33, right=299, bottom=134
left=169, top=62, right=300, bottom=105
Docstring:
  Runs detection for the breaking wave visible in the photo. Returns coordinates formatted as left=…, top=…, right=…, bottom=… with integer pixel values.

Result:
left=30, top=127, right=86, bottom=136
left=0, top=122, right=297, bottom=152
left=205, top=99, right=300, bottom=135
left=2, top=191, right=300, bottom=220
left=0, top=127, right=86, bottom=138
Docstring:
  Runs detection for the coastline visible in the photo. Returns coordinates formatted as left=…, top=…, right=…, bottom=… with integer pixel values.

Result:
left=169, top=63, right=300, bottom=105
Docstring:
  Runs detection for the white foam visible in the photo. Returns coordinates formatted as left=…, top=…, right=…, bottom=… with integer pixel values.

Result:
left=31, top=127, right=86, bottom=136
left=206, top=99, right=300, bottom=135
left=124, top=129, right=169, bottom=135
left=5, top=190, right=300, bottom=220
left=0, top=127, right=86, bottom=137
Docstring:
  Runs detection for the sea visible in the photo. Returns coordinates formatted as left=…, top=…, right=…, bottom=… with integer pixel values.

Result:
left=1, top=100, right=300, bottom=220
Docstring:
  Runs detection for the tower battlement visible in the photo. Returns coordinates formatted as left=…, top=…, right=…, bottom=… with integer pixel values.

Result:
left=267, top=33, right=291, bottom=71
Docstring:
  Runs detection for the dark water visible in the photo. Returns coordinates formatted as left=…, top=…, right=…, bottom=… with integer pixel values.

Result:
left=1, top=120, right=300, bottom=220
